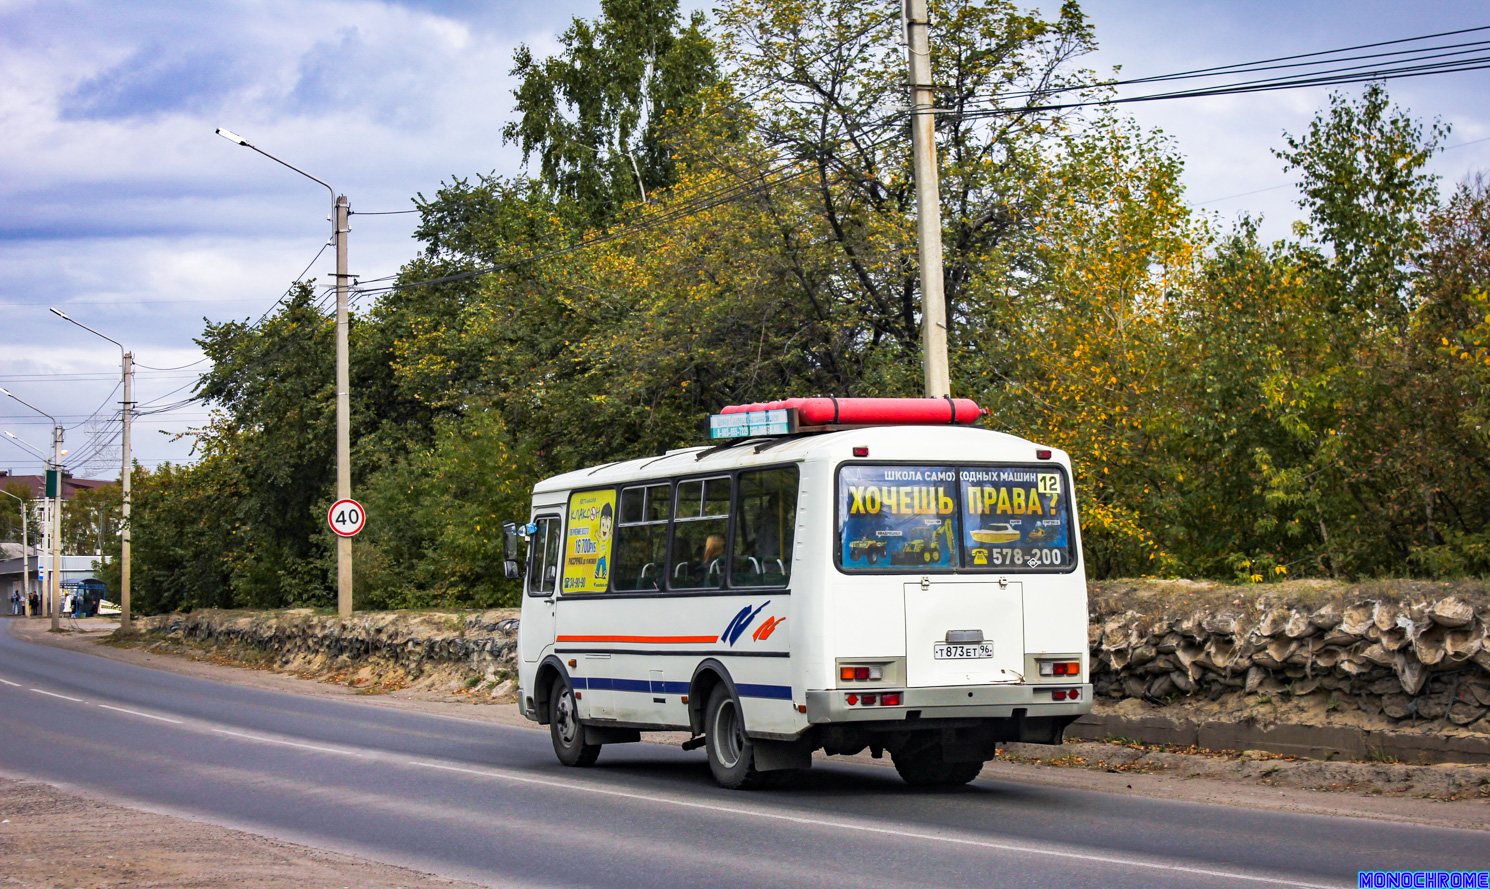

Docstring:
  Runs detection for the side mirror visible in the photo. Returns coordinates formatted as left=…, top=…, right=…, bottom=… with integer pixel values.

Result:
left=502, top=521, right=521, bottom=580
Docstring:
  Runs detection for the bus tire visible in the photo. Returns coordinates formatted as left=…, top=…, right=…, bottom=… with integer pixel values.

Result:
left=891, top=748, right=983, bottom=787
left=549, top=675, right=600, bottom=767
left=704, top=684, right=766, bottom=789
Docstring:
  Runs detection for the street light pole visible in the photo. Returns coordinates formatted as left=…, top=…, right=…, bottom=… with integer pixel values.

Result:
left=1, top=489, right=29, bottom=614
left=49, top=309, right=132, bottom=632
left=216, top=127, right=353, bottom=618
left=1, top=392, right=63, bottom=632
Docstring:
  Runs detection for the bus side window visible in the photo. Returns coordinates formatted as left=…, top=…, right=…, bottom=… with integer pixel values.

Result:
left=527, top=516, right=561, bottom=596
left=731, top=467, right=798, bottom=588
left=612, top=484, right=670, bottom=591
left=670, top=477, right=730, bottom=590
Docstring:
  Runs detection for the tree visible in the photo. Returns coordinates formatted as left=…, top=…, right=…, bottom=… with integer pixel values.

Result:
left=504, top=0, right=719, bottom=222
left=62, top=483, right=119, bottom=556
left=0, top=482, right=41, bottom=548
left=1276, top=82, right=1447, bottom=324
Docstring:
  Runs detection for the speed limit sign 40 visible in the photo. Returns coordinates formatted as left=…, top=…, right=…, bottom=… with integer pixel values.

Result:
left=328, top=499, right=366, bottom=537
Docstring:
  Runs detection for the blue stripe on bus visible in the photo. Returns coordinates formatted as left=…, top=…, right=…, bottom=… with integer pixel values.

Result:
left=569, top=676, right=791, bottom=700
left=734, top=683, right=794, bottom=700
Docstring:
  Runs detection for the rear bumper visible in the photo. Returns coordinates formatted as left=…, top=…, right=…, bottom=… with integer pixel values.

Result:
left=804, top=683, right=1092, bottom=724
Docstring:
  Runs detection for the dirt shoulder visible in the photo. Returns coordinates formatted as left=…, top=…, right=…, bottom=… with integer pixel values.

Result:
left=9, top=617, right=1490, bottom=833
left=0, top=774, right=485, bottom=889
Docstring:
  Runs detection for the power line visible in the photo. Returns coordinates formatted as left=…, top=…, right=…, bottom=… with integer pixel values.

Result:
left=960, top=25, right=1490, bottom=107
left=0, top=370, right=197, bottom=382
left=956, top=28, right=1490, bottom=119
left=66, top=381, right=122, bottom=432
left=134, top=358, right=210, bottom=372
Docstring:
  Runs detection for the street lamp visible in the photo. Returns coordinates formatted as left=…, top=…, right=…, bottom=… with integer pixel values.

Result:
left=49, top=308, right=133, bottom=632
left=216, top=127, right=353, bottom=617
left=0, top=488, right=31, bottom=615
left=0, top=392, right=64, bottom=632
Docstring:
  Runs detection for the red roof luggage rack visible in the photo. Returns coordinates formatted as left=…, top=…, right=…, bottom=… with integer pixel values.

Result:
left=719, top=396, right=985, bottom=431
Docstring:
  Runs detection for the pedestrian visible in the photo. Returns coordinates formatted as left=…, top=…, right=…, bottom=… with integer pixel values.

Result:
left=8, top=590, right=16, bottom=615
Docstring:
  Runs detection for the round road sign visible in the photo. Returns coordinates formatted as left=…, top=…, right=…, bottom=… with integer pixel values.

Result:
left=328, top=499, right=366, bottom=537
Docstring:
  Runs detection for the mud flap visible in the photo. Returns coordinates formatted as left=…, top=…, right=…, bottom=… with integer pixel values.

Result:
left=1016, top=714, right=1079, bottom=746
left=584, top=725, right=641, bottom=745
left=753, top=737, right=813, bottom=772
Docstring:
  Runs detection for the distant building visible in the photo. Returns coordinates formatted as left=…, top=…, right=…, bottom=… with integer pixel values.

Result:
left=0, top=469, right=116, bottom=500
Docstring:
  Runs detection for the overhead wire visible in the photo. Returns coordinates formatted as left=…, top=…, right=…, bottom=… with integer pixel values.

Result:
left=958, top=25, right=1490, bottom=107
left=65, top=380, right=122, bottom=432
left=955, top=27, right=1490, bottom=118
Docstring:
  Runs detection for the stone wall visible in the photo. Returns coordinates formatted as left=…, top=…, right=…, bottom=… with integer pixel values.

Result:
left=1088, top=585, right=1490, bottom=735
left=135, top=608, right=520, bottom=696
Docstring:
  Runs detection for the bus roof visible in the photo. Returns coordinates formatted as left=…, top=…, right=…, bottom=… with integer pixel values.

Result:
left=532, top=425, right=1064, bottom=495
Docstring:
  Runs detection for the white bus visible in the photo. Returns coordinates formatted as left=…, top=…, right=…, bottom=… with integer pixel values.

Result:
left=511, top=399, right=1091, bottom=788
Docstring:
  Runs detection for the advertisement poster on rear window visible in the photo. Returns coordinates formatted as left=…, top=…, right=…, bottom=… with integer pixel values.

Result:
left=959, top=466, right=1072, bottom=571
left=562, top=489, right=616, bottom=593
left=837, top=465, right=959, bottom=571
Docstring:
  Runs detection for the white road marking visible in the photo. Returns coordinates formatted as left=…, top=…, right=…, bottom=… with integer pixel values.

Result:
left=212, top=728, right=366, bottom=757
left=98, top=704, right=183, bottom=725
left=30, top=688, right=84, bottom=702
left=407, top=761, right=1337, bottom=889
left=0, top=678, right=20, bottom=687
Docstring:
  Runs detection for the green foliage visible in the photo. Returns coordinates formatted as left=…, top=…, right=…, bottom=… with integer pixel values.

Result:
left=0, top=481, right=41, bottom=547
left=357, top=409, right=532, bottom=609
left=61, top=482, right=120, bottom=556
left=1277, top=83, right=1447, bottom=321
left=504, top=0, right=719, bottom=222
left=96, top=460, right=235, bottom=614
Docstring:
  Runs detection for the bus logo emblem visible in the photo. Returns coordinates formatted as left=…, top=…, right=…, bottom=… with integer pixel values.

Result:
left=721, top=601, right=771, bottom=646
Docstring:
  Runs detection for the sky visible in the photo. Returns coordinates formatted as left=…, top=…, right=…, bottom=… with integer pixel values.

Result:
left=1, top=0, right=1488, bottom=479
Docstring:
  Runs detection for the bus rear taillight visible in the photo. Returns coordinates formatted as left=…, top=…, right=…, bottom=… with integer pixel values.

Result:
left=1038, top=661, right=1081, bottom=677
left=840, top=665, right=882, bottom=681
left=881, top=692, right=902, bottom=706
left=1051, top=688, right=1081, bottom=701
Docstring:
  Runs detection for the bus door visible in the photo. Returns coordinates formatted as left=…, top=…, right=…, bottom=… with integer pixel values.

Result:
left=520, top=514, right=563, bottom=664
left=903, top=580, right=1025, bottom=686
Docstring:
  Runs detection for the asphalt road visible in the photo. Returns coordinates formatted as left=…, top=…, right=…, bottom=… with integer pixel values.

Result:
left=0, top=623, right=1483, bottom=889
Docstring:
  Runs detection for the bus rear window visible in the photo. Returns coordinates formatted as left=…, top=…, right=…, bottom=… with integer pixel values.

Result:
left=836, top=463, right=1074, bottom=573
left=959, top=466, right=1072, bottom=571
left=837, top=465, right=959, bottom=571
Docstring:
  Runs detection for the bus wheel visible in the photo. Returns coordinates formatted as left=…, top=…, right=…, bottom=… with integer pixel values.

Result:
left=891, top=748, right=982, bottom=787
left=550, top=676, right=600, bottom=767
left=705, top=684, right=766, bottom=789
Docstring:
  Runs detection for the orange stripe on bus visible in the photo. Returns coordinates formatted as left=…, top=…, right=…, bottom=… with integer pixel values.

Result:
left=556, top=635, right=720, bottom=644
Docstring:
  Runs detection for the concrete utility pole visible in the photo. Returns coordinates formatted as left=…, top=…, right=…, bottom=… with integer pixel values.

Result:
left=122, top=350, right=132, bottom=629
left=50, top=309, right=132, bottom=631
left=216, top=128, right=354, bottom=618
left=904, top=0, right=951, bottom=398
left=333, top=194, right=352, bottom=618
left=49, top=425, right=62, bottom=630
